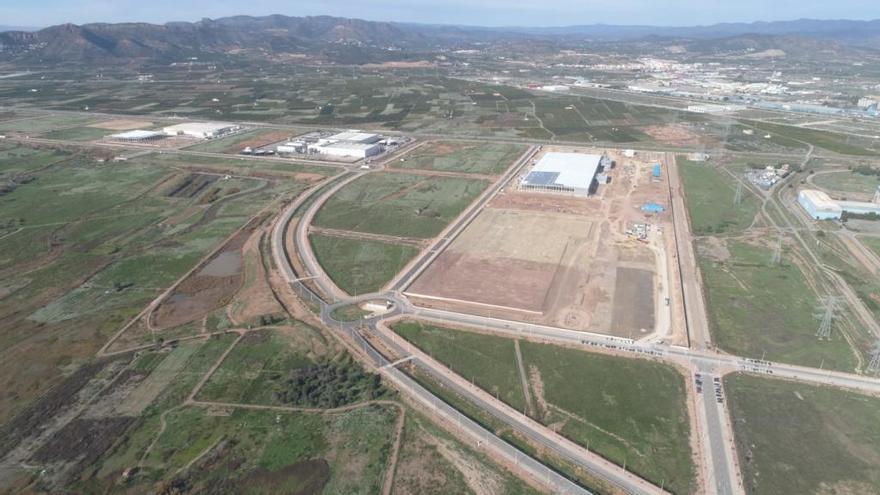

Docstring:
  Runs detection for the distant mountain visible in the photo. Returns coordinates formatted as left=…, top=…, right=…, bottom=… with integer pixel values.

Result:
left=0, top=25, right=39, bottom=33
left=0, top=14, right=877, bottom=64
left=498, top=18, right=880, bottom=47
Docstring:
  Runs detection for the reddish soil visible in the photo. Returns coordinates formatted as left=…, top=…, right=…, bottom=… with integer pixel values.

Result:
left=222, top=130, right=290, bottom=154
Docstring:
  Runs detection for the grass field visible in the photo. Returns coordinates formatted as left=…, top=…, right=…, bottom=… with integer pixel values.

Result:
left=0, top=143, right=70, bottom=177
left=198, top=327, right=386, bottom=407
left=182, top=128, right=291, bottom=153
left=858, top=235, right=880, bottom=258
left=393, top=321, right=528, bottom=411
left=310, top=234, right=419, bottom=295
left=313, top=172, right=488, bottom=238
left=811, top=170, right=880, bottom=195
left=726, top=374, right=880, bottom=495
left=40, top=126, right=109, bottom=141
left=392, top=320, right=695, bottom=494
left=132, top=152, right=336, bottom=178
left=698, top=238, right=857, bottom=371
left=0, top=142, right=310, bottom=423
left=679, top=158, right=759, bottom=235
left=0, top=114, right=98, bottom=134
left=392, top=141, right=526, bottom=174
left=744, top=120, right=880, bottom=156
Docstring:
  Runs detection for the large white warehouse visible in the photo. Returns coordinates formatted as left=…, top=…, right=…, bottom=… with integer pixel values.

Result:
left=163, top=122, right=241, bottom=139
left=798, top=188, right=880, bottom=220
left=311, top=141, right=381, bottom=159
left=520, top=152, right=603, bottom=196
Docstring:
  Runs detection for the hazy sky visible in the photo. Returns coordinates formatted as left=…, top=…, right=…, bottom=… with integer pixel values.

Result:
left=2, top=0, right=879, bottom=28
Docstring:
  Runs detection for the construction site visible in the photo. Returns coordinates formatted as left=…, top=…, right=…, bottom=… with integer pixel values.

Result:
left=406, top=147, right=687, bottom=343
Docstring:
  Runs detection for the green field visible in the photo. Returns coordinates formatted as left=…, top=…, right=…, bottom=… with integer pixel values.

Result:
left=744, top=120, right=880, bottom=156
left=198, top=327, right=386, bottom=407
left=393, top=141, right=526, bottom=174
left=41, top=126, right=109, bottom=141
left=313, top=172, right=488, bottom=238
left=183, top=127, right=288, bottom=153
left=0, top=143, right=309, bottom=423
left=0, top=114, right=98, bottom=133
left=392, top=320, right=695, bottom=494
left=858, top=235, right=880, bottom=258
left=133, top=151, right=337, bottom=178
left=812, top=170, right=880, bottom=195
left=698, top=238, right=857, bottom=371
left=679, top=158, right=759, bottom=235
left=726, top=374, right=880, bottom=495
left=310, top=234, right=419, bottom=295
left=0, top=142, right=70, bottom=177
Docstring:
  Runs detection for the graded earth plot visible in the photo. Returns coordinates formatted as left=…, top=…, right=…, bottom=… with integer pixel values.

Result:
left=392, top=140, right=528, bottom=175
left=392, top=320, right=695, bottom=495
left=725, top=374, right=880, bottom=495
left=313, top=172, right=489, bottom=238
left=409, top=148, right=680, bottom=340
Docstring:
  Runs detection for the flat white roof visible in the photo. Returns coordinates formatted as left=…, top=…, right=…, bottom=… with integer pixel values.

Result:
left=799, top=189, right=842, bottom=212
left=522, top=152, right=603, bottom=190
left=318, top=142, right=379, bottom=150
left=110, top=129, right=163, bottom=139
left=327, top=131, right=380, bottom=143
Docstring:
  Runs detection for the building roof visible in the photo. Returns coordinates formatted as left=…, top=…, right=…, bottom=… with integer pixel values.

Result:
left=326, top=131, right=380, bottom=143
left=317, top=142, right=379, bottom=151
left=799, top=189, right=842, bottom=213
left=110, top=129, right=164, bottom=140
left=522, top=152, right=603, bottom=190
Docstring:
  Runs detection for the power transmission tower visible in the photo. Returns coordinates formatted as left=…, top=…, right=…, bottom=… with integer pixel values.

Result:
left=733, top=181, right=743, bottom=206
left=814, top=296, right=843, bottom=340
left=771, top=236, right=783, bottom=265
left=868, top=340, right=880, bottom=375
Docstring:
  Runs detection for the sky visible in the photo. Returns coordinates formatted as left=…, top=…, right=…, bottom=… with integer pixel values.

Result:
left=1, top=0, right=879, bottom=28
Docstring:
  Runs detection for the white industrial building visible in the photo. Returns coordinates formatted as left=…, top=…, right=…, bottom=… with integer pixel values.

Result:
left=162, top=122, right=241, bottom=139
left=310, top=141, right=381, bottom=159
left=324, top=131, right=381, bottom=144
left=109, top=129, right=165, bottom=142
left=520, top=152, right=603, bottom=196
left=798, top=188, right=880, bottom=220
left=297, top=130, right=384, bottom=159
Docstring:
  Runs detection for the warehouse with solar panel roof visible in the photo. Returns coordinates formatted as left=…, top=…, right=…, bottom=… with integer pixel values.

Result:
left=519, top=151, right=608, bottom=196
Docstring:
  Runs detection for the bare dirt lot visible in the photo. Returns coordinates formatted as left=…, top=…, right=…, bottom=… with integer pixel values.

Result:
left=408, top=148, right=681, bottom=340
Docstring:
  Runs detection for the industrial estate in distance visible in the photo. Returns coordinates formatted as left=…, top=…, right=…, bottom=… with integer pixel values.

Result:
left=1, top=8, right=880, bottom=495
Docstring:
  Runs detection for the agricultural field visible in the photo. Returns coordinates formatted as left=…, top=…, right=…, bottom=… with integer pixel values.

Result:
left=40, top=126, right=111, bottom=141
left=743, top=120, right=880, bottom=156
left=858, top=235, right=880, bottom=258
left=392, top=320, right=695, bottom=494
left=198, top=327, right=387, bottom=407
left=679, top=157, right=760, bottom=235
left=182, top=127, right=294, bottom=153
left=0, top=141, right=70, bottom=177
left=697, top=238, right=858, bottom=371
left=127, top=151, right=336, bottom=180
left=811, top=170, right=880, bottom=195
left=393, top=140, right=527, bottom=174
left=313, top=172, right=488, bottom=238
left=310, top=234, right=419, bottom=295
left=0, top=114, right=99, bottom=134
left=726, top=374, right=880, bottom=495
left=0, top=142, right=312, bottom=424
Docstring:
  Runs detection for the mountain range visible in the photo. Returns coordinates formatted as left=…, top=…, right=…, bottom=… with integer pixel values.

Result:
left=0, top=14, right=878, bottom=64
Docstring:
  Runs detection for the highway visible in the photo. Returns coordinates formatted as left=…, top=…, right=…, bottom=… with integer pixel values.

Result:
left=272, top=139, right=880, bottom=495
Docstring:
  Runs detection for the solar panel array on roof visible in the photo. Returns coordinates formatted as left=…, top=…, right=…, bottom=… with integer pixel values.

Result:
left=522, top=171, right=560, bottom=187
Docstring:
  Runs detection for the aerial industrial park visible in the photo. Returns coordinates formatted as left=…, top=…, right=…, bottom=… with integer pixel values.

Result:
left=2, top=8, right=880, bottom=495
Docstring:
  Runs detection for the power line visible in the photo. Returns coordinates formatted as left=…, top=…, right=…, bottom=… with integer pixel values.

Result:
left=868, top=340, right=880, bottom=375
left=814, top=296, right=843, bottom=340
left=733, top=181, right=743, bottom=206
left=771, top=236, right=783, bottom=265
